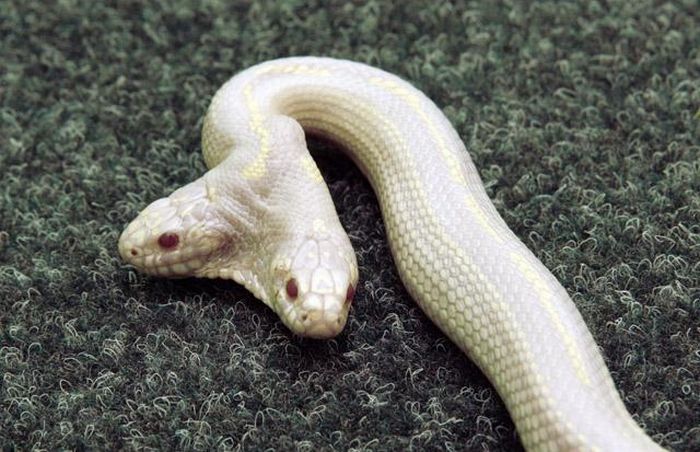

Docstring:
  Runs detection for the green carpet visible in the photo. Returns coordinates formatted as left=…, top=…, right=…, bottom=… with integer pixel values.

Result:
left=1, top=1, right=698, bottom=450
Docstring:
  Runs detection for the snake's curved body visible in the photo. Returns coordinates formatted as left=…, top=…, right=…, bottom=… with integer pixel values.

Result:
left=119, top=57, right=663, bottom=450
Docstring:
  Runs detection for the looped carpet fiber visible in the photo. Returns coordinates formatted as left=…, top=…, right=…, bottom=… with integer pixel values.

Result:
left=0, top=1, right=698, bottom=450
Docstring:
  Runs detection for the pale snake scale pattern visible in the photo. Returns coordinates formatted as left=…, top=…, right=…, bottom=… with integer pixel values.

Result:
left=119, top=57, right=664, bottom=451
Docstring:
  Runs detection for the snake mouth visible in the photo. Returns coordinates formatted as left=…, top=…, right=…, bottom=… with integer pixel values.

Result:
left=130, top=254, right=207, bottom=277
left=119, top=247, right=205, bottom=277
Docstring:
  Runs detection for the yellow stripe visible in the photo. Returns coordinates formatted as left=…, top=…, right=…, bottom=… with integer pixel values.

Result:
left=241, top=83, right=271, bottom=180
left=255, top=63, right=331, bottom=77
left=290, top=91, right=594, bottom=449
left=510, top=252, right=592, bottom=386
left=369, top=77, right=464, bottom=182
left=369, top=76, right=592, bottom=388
left=369, top=76, right=503, bottom=243
left=236, top=65, right=598, bottom=448
left=300, top=152, right=324, bottom=184
left=243, top=65, right=331, bottom=180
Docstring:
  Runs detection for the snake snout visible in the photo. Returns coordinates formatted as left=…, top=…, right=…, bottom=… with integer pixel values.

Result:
left=300, top=308, right=346, bottom=339
left=280, top=267, right=357, bottom=338
left=117, top=227, right=143, bottom=264
left=278, top=288, right=350, bottom=339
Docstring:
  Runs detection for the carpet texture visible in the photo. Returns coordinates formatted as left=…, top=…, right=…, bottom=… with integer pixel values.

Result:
left=1, top=1, right=698, bottom=450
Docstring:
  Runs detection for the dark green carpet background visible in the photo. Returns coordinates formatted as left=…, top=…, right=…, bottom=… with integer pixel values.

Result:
left=1, top=1, right=698, bottom=450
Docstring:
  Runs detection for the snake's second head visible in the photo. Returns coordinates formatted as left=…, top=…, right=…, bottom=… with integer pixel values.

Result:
left=269, top=234, right=359, bottom=339
left=118, top=180, right=232, bottom=278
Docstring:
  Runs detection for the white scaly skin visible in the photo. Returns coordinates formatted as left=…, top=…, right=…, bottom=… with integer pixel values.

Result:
left=119, top=115, right=358, bottom=338
left=119, top=57, right=664, bottom=451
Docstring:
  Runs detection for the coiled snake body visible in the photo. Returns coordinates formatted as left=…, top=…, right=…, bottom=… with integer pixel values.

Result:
left=119, top=57, right=664, bottom=451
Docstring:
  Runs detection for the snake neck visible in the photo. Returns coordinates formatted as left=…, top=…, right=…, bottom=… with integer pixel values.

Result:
left=202, top=106, right=359, bottom=337
left=204, top=57, right=663, bottom=451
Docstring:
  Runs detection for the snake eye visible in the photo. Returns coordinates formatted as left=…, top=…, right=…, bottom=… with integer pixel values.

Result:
left=345, top=284, right=355, bottom=305
left=158, top=232, right=179, bottom=249
left=286, top=278, right=299, bottom=299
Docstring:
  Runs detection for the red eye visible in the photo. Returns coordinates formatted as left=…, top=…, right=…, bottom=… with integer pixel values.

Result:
left=286, top=278, right=298, bottom=299
left=345, top=284, right=355, bottom=305
left=158, top=232, right=179, bottom=249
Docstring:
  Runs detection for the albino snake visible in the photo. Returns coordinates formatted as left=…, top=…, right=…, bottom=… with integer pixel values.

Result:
left=118, top=57, right=664, bottom=451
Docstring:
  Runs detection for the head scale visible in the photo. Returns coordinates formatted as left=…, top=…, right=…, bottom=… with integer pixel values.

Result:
left=118, top=179, right=232, bottom=278
left=119, top=115, right=360, bottom=339
left=267, top=233, right=358, bottom=339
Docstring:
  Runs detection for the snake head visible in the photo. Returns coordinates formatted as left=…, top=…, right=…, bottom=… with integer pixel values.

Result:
left=270, top=235, right=359, bottom=339
left=118, top=179, right=233, bottom=278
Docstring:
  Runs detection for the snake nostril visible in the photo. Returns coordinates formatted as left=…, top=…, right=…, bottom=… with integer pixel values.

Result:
left=301, top=313, right=308, bottom=322
left=130, top=249, right=138, bottom=256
